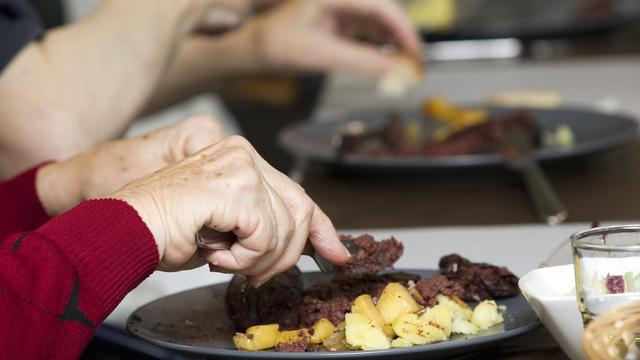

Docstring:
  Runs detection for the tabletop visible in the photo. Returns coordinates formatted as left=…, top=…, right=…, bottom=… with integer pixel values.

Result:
left=300, top=136, right=640, bottom=229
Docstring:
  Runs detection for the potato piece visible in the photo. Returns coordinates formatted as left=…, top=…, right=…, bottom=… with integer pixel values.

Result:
left=352, top=294, right=395, bottom=338
left=309, top=318, right=335, bottom=344
left=471, top=300, right=504, bottom=330
left=390, top=337, right=414, bottom=348
left=276, top=329, right=309, bottom=345
left=451, top=318, right=479, bottom=335
left=437, top=294, right=472, bottom=321
left=419, top=304, right=453, bottom=336
left=322, top=322, right=349, bottom=352
left=232, top=324, right=279, bottom=351
left=345, top=313, right=390, bottom=350
left=376, top=283, right=420, bottom=324
left=392, top=313, right=448, bottom=345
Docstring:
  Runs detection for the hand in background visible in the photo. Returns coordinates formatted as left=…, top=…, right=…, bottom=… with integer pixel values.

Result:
left=110, top=135, right=351, bottom=284
left=36, top=116, right=223, bottom=215
left=247, top=0, right=422, bottom=77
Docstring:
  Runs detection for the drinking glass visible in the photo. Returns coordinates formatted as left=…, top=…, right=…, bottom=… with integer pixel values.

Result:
left=571, top=225, right=640, bottom=325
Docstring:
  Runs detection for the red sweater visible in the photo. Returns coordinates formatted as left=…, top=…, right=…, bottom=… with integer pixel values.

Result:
left=0, top=166, right=159, bottom=359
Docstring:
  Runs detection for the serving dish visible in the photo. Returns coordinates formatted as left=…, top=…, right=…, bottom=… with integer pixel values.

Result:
left=128, top=269, right=539, bottom=359
left=278, top=106, right=637, bottom=169
left=519, top=264, right=584, bottom=360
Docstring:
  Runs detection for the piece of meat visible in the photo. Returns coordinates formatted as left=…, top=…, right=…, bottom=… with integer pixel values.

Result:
left=335, top=234, right=404, bottom=275
left=224, top=267, right=303, bottom=331
left=439, top=254, right=519, bottom=302
left=421, top=111, right=537, bottom=156
left=414, top=275, right=465, bottom=307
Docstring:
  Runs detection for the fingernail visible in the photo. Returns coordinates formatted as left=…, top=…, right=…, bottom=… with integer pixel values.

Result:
left=343, top=246, right=352, bottom=258
left=210, top=252, right=219, bottom=266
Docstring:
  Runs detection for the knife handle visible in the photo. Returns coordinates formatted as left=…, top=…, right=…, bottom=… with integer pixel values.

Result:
left=519, top=161, right=568, bottom=225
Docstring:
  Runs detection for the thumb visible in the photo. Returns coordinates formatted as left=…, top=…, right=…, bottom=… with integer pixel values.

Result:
left=165, top=116, right=225, bottom=161
left=308, top=204, right=351, bottom=264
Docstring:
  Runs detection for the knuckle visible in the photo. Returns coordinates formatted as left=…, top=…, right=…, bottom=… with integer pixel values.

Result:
left=224, top=135, right=252, bottom=150
left=267, top=236, right=278, bottom=252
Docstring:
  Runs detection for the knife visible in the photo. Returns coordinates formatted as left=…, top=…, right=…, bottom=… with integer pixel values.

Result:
left=502, top=128, right=568, bottom=225
left=196, top=232, right=365, bottom=275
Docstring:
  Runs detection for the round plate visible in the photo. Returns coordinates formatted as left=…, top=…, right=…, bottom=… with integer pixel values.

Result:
left=278, top=106, right=638, bottom=169
left=127, top=269, right=540, bottom=359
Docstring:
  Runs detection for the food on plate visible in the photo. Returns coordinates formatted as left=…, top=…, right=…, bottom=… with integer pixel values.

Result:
left=345, top=312, right=390, bottom=350
left=375, top=282, right=420, bottom=324
left=227, top=234, right=517, bottom=352
left=275, top=329, right=310, bottom=352
left=232, top=324, right=279, bottom=351
left=423, top=97, right=489, bottom=136
left=341, top=97, right=575, bottom=158
left=335, top=234, right=404, bottom=275
left=225, top=266, right=303, bottom=331
left=439, top=254, right=520, bottom=302
left=541, top=123, right=574, bottom=149
left=377, top=54, right=424, bottom=99
left=309, top=318, right=336, bottom=344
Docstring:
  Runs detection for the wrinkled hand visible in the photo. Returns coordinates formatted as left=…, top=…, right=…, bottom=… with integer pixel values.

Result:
left=37, top=116, right=223, bottom=215
left=246, top=0, right=422, bottom=77
left=109, top=135, right=350, bottom=285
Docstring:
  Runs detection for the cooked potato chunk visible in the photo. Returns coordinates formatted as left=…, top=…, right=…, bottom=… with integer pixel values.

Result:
left=419, top=304, right=453, bottom=336
left=390, top=337, right=414, bottom=348
left=352, top=294, right=395, bottom=338
left=276, top=329, right=309, bottom=345
left=392, top=313, right=447, bottom=345
left=309, top=318, right=335, bottom=344
left=437, top=294, right=472, bottom=320
left=323, top=322, right=350, bottom=352
left=232, top=324, right=279, bottom=351
left=451, top=318, right=479, bottom=335
left=376, top=283, right=420, bottom=324
left=345, top=312, right=390, bottom=350
left=471, top=300, right=504, bottom=330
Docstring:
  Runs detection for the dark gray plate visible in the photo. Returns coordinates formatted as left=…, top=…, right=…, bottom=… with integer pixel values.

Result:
left=127, top=269, right=540, bottom=359
left=278, top=107, right=638, bottom=169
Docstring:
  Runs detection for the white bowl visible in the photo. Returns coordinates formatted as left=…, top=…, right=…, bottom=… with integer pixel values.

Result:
left=519, top=264, right=585, bottom=360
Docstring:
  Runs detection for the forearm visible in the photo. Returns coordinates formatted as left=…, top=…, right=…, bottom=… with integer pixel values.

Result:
left=141, top=23, right=265, bottom=114
left=0, top=0, right=201, bottom=177
left=0, top=199, right=158, bottom=359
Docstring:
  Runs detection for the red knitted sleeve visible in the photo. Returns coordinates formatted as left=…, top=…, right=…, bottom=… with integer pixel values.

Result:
left=0, top=199, right=159, bottom=360
left=0, top=165, right=51, bottom=239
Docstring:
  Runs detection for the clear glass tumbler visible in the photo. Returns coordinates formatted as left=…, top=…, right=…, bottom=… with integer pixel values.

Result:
left=571, top=225, right=640, bottom=325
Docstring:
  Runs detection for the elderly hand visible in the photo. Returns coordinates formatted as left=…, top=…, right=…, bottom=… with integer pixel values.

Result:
left=245, top=0, right=422, bottom=77
left=36, top=116, right=223, bottom=215
left=109, top=135, right=350, bottom=285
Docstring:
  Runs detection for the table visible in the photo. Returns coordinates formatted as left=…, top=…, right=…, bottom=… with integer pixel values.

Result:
left=301, top=136, right=640, bottom=229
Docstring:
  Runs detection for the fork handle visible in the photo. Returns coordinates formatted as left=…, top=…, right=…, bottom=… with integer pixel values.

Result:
left=519, top=160, right=568, bottom=225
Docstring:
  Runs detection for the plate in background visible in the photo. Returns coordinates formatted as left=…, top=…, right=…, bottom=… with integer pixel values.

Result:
left=278, top=106, right=638, bottom=169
